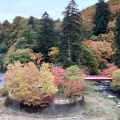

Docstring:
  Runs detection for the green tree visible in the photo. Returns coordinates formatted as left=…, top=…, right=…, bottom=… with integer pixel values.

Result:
left=113, top=13, right=120, bottom=67
left=2, top=20, right=10, bottom=29
left=16, top=25, right=38, bottom=50
left=28, top=16, right=35, bottom=26
left=79, top=45, right=98, bottom=74
left=111, top=69, right=120, bottom=92
left=37, top=12, right=55, bottom=61
left=60, top=0, right=84, bottom=65
left=93, top=0, right=110, bottom=35
left=9, top=49, right=33, bottom=64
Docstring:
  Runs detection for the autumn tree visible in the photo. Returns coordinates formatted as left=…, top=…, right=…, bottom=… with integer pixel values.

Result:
left=51, top=67, right=66, bottom=87
left=5, top=61, right=40, bottom=106
left=30, top=52, right=43, bottom=66
left=60, top=0, right=85, bottom=65
left=38, top=62, right=58, bottom=94
left=63, top=81, right=83, bottom=100
left=99, top=63, right=118, bottom=76
left=48, top=47, right=60, bottom=63
left=5, top=61, right=57, bottom=107
left=82, top=40, right=113, bottom=69
left=93, top=0, right=110, bottom=35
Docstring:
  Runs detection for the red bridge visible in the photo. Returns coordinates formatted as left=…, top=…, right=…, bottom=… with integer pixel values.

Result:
left=85, top=76, right=112, bottom=82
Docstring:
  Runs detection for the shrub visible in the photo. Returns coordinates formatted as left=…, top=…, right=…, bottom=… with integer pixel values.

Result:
left=63, top=61, right=78, bottom=68
left=0, top=88, right=8, bottom=97
left=4, top=96, right=12, bottom=107
left=51, top=67, right=66, bottom=87
left=90, top=35, right=103, bottom=41
left=99, top=63, right=118, bottom=76
left=65, top=65, right=84, bottom=84
left=40, top=94, right=54, bottom=106
left=110, top=69, right=120, bottom=91
left=63, top=81, right=83, bottom=100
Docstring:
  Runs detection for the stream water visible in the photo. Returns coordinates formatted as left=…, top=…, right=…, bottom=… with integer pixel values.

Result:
left=0, top=73, right=5, bottom=88
left=93, top=81, right=120, bottom=108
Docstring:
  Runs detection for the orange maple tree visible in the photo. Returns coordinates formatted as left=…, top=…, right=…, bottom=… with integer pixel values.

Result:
left=5, top=61, right=57, bottom=107
left=82, top=40, right=113, bottom=62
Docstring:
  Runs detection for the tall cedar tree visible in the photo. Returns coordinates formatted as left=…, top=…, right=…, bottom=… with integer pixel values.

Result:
left=113, top=13, right=120, bottom=67
left=61, top=0, right=84, bottom=64
left=28, top=16, right=35, bottom=26
left=93, top=0, right=110, bottom=35
left=38, top=12, right=55, bottom=61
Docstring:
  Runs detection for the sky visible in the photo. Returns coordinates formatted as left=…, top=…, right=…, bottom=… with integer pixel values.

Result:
left=0, top=0, right=108, bottom=23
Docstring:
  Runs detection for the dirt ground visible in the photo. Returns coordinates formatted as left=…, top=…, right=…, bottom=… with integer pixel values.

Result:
left=0, top=91, right=119, bottom=120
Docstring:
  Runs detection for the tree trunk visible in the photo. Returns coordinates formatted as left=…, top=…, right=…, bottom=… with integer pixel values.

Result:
left=67, top=36, right=72, bottom=62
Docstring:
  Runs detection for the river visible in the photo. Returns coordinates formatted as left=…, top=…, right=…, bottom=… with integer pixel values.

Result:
left=93, top=81, right=120, bottom=108
left=0, top=73, right=5, bottom=88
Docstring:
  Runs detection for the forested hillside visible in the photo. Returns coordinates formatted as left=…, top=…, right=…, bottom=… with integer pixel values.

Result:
left=0, top=0, right=120, bottom=76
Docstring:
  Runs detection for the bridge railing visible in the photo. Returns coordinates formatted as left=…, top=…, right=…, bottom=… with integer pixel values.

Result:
left=85, top=75, right=111, bottom=78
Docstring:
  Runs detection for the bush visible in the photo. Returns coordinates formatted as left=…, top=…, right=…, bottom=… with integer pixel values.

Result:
left=51, top=67, right=66, bottom=87
left=4, top=96, right=12, bottom=107
left=63, top=61, right=78, bottom=68
left=90, top=35, right=103, bottom=41
left=110, top=69, right=120, bottom=91
left=65, top=65, right=84, bottom=83
left=0, top=88, right=8, bottom=97
left=63, top=81, right=83, bottom=100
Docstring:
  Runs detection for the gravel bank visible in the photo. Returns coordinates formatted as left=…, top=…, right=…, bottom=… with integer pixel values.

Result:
left=0, top=91, right=119, bottom=120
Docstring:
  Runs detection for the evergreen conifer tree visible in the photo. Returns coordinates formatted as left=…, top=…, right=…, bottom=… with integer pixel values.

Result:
left=28, top=16, right=35, bottom=27
left=38, top=12, right=55, bottom=61
left=93, top=0, right=110, bottom=35
left=113, top=13, right=120, bottom=67
left=60, top=0, right=84, bottom=65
